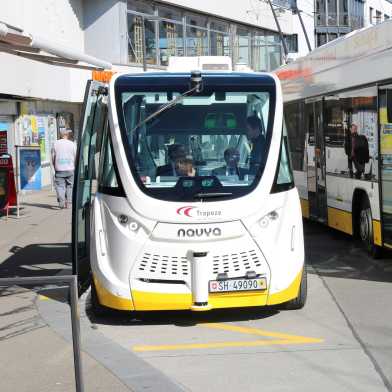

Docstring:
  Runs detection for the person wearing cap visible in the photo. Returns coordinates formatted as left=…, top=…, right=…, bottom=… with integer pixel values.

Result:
left=51, top=129, right=76, bottom=209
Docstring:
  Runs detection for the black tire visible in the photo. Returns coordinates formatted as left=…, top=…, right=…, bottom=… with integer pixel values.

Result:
left=284, top=266, right=307, bottom=310
left=358, top=197, right=382, bottom=259
left=90, top=279, right=111, bottom=317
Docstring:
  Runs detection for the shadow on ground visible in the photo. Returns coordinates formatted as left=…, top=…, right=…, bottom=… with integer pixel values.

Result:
left=304, top=220, right=392, bottom=283
left=0, top=243, right=72, bottom=303
left=86, top=303, right=280, bottom=328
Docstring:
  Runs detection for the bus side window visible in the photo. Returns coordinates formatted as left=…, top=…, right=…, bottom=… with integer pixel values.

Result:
left=271, top=134, right=294, bottom=193
left=98, top=121, right=125, bottom=196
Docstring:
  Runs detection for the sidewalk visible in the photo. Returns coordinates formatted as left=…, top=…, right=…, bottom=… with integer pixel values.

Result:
left=0, top=189, right=132, bottom=391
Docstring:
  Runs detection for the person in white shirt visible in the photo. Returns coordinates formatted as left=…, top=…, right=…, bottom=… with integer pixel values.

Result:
left=51, top=129, right=76, bottom=209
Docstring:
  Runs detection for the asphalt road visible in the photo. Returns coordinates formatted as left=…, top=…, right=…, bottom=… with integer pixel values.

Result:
left=2, top=202, right=392, bottom=391
left=78, top=221, right=392, bottom=392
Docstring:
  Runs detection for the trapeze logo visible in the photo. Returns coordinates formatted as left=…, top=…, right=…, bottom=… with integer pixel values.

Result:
left=177, top=227, right=222, bottom=238
left=176, top=206, right=222, bottom=218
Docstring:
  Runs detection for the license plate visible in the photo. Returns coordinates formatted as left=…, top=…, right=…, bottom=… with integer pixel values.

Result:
left=209, top=277, right=267, bottom=293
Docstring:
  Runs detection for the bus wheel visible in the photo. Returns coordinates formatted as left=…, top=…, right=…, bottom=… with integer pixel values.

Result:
left=90, top=280, right=111, bottom=317
left=284, top=267, right=307, bottom=310
left=358, top=198, right=382, bottom=258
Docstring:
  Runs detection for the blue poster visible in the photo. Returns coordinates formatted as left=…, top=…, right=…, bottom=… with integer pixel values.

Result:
left=20, top=148, right=41, bottom=190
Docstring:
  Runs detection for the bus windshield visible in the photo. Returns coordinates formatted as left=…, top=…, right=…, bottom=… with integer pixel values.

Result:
left=117, top=85, right=274, bottom=202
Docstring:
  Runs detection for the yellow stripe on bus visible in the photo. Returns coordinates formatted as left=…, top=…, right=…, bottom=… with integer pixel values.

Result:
left=300, top=198, right=309, bottom=219
left=327, top=207, right=353, bottom=235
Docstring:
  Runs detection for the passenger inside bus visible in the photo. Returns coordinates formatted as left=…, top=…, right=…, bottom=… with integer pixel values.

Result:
left=212, top=147, right=247, bottom=179
left=156, top=143, right=187, bottom=177
left=175, top=157, right=196, bottom=177
left=246, top=115, right=266, bottom=175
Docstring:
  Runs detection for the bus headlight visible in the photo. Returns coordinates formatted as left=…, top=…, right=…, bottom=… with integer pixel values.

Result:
left=258, top=210, right=280, bottom=228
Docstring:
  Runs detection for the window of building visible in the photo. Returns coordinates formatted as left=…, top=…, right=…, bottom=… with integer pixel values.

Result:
left=369, top=7, right=374, bottom=24
left=127, top=0, right=154, bottom=14
left=186, top=14, right=208, bottom=56
left=209, top=19, right=230, bottom=57
left=126, top=0, right=283, bottom=71
left=339, top=0, right=349, bottom=25
left=317, top=32, right=327, bottom=47
left=328, top=0, right=338, bottom=25
left=159, top=20, right=184, bottom=66
left=285, top=34, right=298, bottom=53
left=376, top=10, right=382, bottom=24
left=157, top=5, right=182, bottom=21
left=127, top=14, right=157, bottom=65
left=316, top=0, right=327, bottom=25
left=236, top=28, right=251, bottom=65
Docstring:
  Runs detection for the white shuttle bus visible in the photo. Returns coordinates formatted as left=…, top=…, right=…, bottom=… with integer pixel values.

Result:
left=72, top=61, right=305, bottom=314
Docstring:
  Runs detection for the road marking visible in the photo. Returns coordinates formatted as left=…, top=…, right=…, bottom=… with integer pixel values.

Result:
left=133, top=323, right=323, bottom=352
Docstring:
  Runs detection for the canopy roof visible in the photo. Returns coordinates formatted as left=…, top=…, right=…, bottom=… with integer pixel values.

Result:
left=0, top=21, right=112, bottom=70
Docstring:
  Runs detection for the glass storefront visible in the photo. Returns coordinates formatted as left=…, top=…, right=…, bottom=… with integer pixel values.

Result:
left=127, top=0, right=283, bottom=71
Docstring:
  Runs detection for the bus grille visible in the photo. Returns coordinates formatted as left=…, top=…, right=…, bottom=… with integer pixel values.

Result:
left=212, top=250, right=262, bottom=275
left=134, top=249, right=264, bottom=281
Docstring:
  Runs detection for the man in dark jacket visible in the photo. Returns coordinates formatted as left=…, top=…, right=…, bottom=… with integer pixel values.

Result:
left=212, top=147, right=247, bottom=179
left=344, top=123, right=367, bottom=179
left=156, top=144, right=186, bottom=177
left=246, top=115, right=266, bottom=175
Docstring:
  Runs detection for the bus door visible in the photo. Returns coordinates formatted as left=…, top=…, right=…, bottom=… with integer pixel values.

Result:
left=305, top=99, right=327, bottom=222
left=72, top=80, right=108, bottom=292
left=379, top=84, right=392, bottom=246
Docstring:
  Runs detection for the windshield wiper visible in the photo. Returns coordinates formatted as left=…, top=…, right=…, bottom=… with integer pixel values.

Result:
left=129, top=71, right=203, bottom=134
left=193, top=192, right=233, bottom=199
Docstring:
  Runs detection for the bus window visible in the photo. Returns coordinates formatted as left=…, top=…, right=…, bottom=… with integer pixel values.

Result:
left=116, top=88, right=275, bottom=202
left=284, top=101, right=304, bottom=171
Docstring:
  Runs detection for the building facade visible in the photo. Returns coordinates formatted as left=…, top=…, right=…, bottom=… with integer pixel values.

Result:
left=314, top=0, right=392, bottom=46
left=0, top=0, right=314, bottom=189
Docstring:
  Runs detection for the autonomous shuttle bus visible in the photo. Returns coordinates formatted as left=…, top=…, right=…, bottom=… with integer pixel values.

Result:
left=72, top=68, right=306, bottom=314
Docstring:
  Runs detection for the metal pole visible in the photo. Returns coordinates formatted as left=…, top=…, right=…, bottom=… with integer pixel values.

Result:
left=70, top=276, right=85, bottom=392
left=142, top=16, right=147, bottom=72
left=294, top=7, right=312, bottom=52
left=266, top=0, right=289, bottom=58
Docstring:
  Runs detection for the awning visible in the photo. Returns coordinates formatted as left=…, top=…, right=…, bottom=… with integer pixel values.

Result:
left=0, top=21, right=112, bottom=70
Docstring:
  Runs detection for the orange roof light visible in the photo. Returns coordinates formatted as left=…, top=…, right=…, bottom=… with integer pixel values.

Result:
left=92, top=70, right=116, bottom=82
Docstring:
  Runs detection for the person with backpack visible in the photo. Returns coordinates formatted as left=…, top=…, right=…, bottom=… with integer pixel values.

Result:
left=344, top=123, right=369, bottom=179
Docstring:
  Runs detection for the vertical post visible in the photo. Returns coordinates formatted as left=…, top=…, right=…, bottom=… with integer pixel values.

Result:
left=142, top=16, right=147, bottom=72
left=266, top=0, right=289, bottom=58
left=69, top=276, right=84, bottom=392
left=294, top=8, right=312, bottom=52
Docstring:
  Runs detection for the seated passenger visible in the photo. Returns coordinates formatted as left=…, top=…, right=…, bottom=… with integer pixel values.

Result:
left=156, top=144, right=186, bottom=177
left=246, top=115, right=266, bottom=175
left=212, top=147, right=247, bottom=180
left=175, top=157, right=196, bottom=177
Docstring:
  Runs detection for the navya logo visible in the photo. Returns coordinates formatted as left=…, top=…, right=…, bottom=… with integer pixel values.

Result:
left=176, top=206, right=222, bottom=218
left=177, top=227, right=222, bottom=238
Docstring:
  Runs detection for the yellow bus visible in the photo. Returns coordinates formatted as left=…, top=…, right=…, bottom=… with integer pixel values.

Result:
left=276, top=20, right=392, bottom=256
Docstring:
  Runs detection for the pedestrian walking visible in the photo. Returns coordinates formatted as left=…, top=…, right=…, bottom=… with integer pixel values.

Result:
left=51, top=129, right=76, bottom=209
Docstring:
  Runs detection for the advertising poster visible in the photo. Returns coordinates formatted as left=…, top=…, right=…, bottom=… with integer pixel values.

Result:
left=31, top=116, right=39, bottom=145
left=47, top=116, right=57, bottom=158
left=37, top=116, right=46, bottom=161
left=57, top=112, right=74, bottom=137
left=19, top=148, right=41, bottom=190
left=21, top=116, right=32, bottom=145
